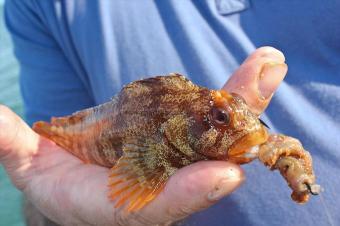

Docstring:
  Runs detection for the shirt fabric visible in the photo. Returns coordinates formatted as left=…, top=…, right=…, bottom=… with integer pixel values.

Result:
left=5, top=0, right=340, bottom=225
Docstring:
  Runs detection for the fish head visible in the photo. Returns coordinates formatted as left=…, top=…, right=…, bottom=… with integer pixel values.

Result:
left=192, top=90, right=269, bottom=163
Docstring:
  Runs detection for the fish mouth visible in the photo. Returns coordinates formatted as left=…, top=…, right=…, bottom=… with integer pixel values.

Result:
left=242, top=145, right=260, bottom=159
left=227, top=126, right=269, bottom=164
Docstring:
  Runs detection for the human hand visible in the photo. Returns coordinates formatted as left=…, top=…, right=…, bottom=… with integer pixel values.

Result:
left=0, top=47, right=287, bottom=226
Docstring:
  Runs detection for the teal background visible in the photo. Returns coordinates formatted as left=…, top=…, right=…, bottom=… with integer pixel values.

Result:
left=0, top=0, right=25, bottom=225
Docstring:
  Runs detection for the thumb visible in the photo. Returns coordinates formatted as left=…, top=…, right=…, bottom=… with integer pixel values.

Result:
left=139, top=161, right=244, bottom=224
left=0, top=105, right=40, bottom=187
left=223, top=46, right=288, bottom=115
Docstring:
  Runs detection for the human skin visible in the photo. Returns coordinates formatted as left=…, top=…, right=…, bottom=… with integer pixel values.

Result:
left=0, top=47, right=287, bottom=226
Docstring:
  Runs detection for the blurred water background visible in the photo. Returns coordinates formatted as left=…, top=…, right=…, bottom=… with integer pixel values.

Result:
left=0, top=0, right=25, bottom=225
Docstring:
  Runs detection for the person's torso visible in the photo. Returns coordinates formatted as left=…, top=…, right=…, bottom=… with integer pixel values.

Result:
left=33, top=1, right=340, bottom=225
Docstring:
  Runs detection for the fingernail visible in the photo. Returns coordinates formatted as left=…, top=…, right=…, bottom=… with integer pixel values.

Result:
left=207, top=169, right=244, bottom=201
left=260, top=47, right=285, bottom=63
left=259, top=62, right=287, bottom=99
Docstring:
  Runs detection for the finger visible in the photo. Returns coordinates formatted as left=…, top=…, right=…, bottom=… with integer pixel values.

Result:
left=223, top=46, right=288, bottom=115
left=0, top=105, right=40, bottom=159
left=0, top=105, right=41, bottom=186
left=138, top=161, right=244, bottom=224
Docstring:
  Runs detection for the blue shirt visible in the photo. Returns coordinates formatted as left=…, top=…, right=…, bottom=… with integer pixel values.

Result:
left=5, top=1, right=340, bottom=225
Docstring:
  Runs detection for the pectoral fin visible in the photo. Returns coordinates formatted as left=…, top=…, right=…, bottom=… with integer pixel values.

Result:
left=108, top=141, right=168, bottom=212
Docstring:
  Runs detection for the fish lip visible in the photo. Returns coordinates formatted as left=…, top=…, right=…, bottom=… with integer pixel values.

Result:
left=228, top=127, right=268, bottom=158
left=242, top=145, right=260, bottom=159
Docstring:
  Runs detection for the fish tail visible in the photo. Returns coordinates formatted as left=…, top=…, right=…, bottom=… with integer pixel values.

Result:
left=33, top=118, right=96, bottom=164
left=33, top=120, right=75, bottom=152
left=33, top=111, right=116, bottom=167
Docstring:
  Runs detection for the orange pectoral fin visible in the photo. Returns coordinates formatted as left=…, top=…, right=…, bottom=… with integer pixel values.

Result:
left=108, top=158, right=166, bottom=212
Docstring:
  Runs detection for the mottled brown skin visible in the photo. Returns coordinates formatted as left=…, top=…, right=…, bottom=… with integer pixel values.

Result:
left=33, top=74, right=320, bottom=211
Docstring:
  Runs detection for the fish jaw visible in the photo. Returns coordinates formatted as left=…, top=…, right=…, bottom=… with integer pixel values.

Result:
left=227, top=126, right=269, bottom=164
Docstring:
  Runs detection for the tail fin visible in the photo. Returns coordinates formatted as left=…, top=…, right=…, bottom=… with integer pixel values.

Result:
left=33, top=100, right=118, bottom=166
left=32, top=102, right=116, bottom=167
left=33, top=120, right=75, bottom=153
left=32, top=104, right=96, bottom=152
left=33, top=115, right=97, bottom=165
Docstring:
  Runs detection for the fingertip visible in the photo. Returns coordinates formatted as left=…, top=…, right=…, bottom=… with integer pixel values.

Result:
left=205, top=162, right=245, bottom=201
left=252, top=46, right=286, bottom=63
left=0, top=104, right=39, bottom=162
left=0, top=105, right=20, bottom=153
left=258, top=62, right=288, bottom=100
left=142, top=161, right=245, bottom=221
left=0, top=105, right=16, bottom=127
left=223, top=46, right=288, bottom=115
left=224, top=161, right=245, bottom=179
left=169, top=161, right=244, bottom=197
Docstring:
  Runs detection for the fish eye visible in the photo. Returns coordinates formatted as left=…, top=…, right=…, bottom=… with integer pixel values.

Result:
left=212, top=107, right=230, bottom=125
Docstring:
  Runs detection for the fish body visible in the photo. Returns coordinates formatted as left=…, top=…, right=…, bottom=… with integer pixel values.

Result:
left=33, top=74, right=319, bottom=211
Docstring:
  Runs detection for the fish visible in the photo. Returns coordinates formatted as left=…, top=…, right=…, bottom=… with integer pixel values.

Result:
left=33, top=73, right=321, bottom=211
